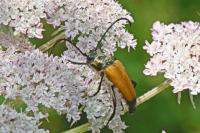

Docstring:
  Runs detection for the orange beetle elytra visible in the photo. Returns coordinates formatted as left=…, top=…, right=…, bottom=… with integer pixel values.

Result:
left=105, top=60, right=136, bottom=112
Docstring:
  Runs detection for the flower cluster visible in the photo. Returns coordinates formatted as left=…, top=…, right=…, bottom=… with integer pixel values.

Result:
left=0, top=32, right=34, bottom=52
left=0, top=0, right=136, bottom=55
left=48, top=0, right=136, bottom=55
left=0, top=49, right=86, bottom=122
left=144, top=21, right=200, bottom=95
left=0, top=32, right=130, bottom=132
left=0, top=0, right=43, bottom=38
left=0, top=104, right=48, bottom=133
left=0, top=0, right=66, bottom=38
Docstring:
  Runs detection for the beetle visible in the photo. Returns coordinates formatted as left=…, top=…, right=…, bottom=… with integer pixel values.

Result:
left=56, top=17, right=137, bottom=122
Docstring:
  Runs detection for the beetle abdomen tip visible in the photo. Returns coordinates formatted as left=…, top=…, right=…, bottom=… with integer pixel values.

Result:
left=127, top=99, right=136, bottom=113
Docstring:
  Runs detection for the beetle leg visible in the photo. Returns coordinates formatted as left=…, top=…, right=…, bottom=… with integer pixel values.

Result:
left=120, top=101, right=125, bottom=111
left=90, top=73, right=104, bottom=97
left=106, top=85, right=116, bottom=125
left=131, top=80, right=137, bottom=88
left=67, top=60, right=88, bottom=65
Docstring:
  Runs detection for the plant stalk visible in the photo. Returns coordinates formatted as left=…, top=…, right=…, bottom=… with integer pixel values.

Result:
left=39, top=31, right=65, bottom=52
left=62, top=123, right=90, bottom=133
left=136, top=79, right=171, bottom=106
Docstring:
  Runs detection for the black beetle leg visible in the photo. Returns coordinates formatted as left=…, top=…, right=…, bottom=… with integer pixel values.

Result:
left=89, top=73, right=104, bottom=97
left=67, top=60, right=88, bottom=65
left=106, top=85, right=117, bottom=125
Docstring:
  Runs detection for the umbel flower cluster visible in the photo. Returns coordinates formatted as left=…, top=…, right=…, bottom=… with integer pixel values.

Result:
left=144, top=21, right=200, bottom=95
left=0, top=0, right=136, bottom=133
left=0, top=104, right=48, bottom=133
left=0, top=0, right=136, bottom=54
left=0, top=32, right=129, bottom=133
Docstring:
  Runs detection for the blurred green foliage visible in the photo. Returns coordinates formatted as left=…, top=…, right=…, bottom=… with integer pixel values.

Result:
left=30, top=0, right=200, bottom=133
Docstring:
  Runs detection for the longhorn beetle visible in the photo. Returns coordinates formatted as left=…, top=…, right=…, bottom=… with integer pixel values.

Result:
left=56, top=18, right=137, bottom=123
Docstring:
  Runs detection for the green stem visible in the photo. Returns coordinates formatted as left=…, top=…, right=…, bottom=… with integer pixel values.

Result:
left=39, top=31, right=65, bottom=52
left=62, top=123, right=90, bottom=133
left=136, top=79, right=171, bottom=107
left=62, top=79, right=171, bottom=133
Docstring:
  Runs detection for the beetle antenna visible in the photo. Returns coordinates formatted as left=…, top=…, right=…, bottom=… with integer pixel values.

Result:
left=55, top=38, right=88, bottom=58
left=95, top=18, right=131, bottom=50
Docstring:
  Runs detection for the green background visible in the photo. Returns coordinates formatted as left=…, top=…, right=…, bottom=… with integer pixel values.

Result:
left=3, top=0, right=200, bottom=133
left=116, top=0, right=200, bottom=133
left=41, top=0, right=200, bottom=133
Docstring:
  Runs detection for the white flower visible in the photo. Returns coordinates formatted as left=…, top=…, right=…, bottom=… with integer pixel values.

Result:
left=0, top=0, right=64, bottom=38
left=144, top=21, right=200, bottom=95
left=0, top=48, right=86, bottom=122
left=0, top=32, right=34, bottom=52
left=47, top=0, right=137, bottom=55
left=0, top=104, right=48, bottom=133
left=0, top=0, right=137, bottom=51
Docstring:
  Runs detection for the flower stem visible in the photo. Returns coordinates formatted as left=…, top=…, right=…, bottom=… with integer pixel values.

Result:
left=39, top=31, right=65, bottom=52
left=62, top=79, right=171, bottom=133
left=136, top=79, right=171, bottom=106
left=62, top=123, right=90, bottom=133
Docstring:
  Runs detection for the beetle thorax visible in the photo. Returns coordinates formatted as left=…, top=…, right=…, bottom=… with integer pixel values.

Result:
left=87, top=50, right=115, bottom=71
